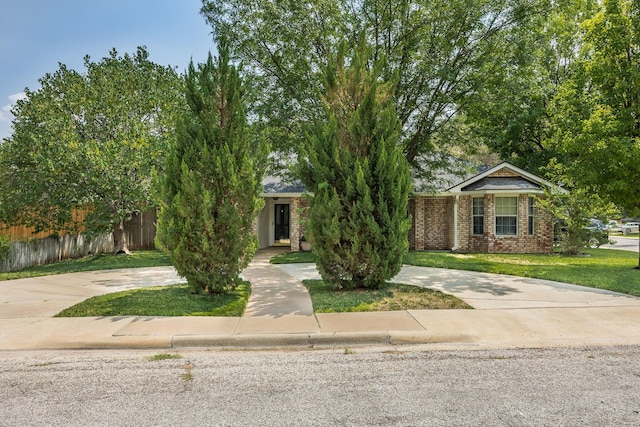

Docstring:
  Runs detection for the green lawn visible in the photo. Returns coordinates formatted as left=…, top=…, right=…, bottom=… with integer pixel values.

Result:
left=304, top=280, right=471, bottom=313
left=272, top=249, right=640, bottom=297
left=0, top=250, right=172, bottom=281
left=270, top=251, right=316, bottom=264
left=56, top=282, right=250, bottom=317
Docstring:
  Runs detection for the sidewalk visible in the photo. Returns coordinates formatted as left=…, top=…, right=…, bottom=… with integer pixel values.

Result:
left=1, top=249, right=640, bottom=351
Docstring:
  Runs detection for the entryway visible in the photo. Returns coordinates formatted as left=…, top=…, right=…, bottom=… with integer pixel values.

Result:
left=274, top=203, right=290, bottom=245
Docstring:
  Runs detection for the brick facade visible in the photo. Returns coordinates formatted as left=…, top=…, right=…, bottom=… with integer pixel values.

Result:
left=488, top=168, right=520, bottom=178
left=424, top=197, right=452, bottom=250
left=265, top=163, right=555, bottom=254
left=288, top=197, right=310, bottom=252
left=290, top=197, right=301, bottom=252
left=408, top=193, right=553, bottom=253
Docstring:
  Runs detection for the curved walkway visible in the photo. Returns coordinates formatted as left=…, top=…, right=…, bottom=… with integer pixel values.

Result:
left=1, top=249, right=640, bottom=351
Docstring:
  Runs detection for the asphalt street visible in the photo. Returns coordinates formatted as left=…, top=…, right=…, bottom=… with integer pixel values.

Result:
left=602, top=236, right=639, bottom=252
left=1, top=346, right=639, bottom=426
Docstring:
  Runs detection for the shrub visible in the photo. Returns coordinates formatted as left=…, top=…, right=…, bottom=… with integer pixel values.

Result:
left=155, top=42, right=266, bottom=294
left=0, top=234, right=10, bottom=263
left=300, top=37, right=411, bottom=289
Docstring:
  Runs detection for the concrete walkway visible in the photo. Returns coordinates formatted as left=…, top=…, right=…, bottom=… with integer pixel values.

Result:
left=1, top=249, right=640, bottom=351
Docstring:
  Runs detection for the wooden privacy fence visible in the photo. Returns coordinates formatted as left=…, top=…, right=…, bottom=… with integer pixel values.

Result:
left=1, top=208, right=92, bottom=241
left=0, top=210, right=158, bottom=273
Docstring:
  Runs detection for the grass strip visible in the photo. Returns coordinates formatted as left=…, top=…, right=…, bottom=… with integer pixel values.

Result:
left=0, top=250, right=172, bottom=281
left=303, top=279, right=472, bottom=313
left=403, top=249, right=640, bottom=296
left=56, top=282, right=250, bottom=317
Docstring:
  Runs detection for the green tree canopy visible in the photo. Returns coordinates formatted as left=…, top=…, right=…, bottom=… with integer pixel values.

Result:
left=155, top=45, right=267, bottom=294
left=542, top=0, right=640, bottom=264
left=0, top=47, right=183, bottom=252
left=547, top=0, right=640, bottom=213
left=466, top=0, right=596, bottom=172
left=201, top=0, right=547, bottom=183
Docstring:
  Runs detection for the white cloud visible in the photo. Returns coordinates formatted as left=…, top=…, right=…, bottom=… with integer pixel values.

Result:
left=8, top=92, right=26, bottom=103
left=0, top=92, right=26, bottom=122
left=0, top=92, right=26, bottom=140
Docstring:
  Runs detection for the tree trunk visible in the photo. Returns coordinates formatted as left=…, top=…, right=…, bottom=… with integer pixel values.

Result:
left=113, top=219, right=130, bottom=254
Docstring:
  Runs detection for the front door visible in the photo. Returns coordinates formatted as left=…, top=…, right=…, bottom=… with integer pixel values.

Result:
left=274, top=204, right=290, bottom=242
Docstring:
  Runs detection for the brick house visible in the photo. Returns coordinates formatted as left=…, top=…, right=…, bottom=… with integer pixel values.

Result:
left=255, top=162, right=555, bottom=254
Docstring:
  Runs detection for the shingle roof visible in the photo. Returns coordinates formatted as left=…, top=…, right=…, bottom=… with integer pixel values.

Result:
left=461, top=177, right=541, bottom=192
left=261, top=161, right=552, bottom=195
left=262, top=175, right=306, bottom=194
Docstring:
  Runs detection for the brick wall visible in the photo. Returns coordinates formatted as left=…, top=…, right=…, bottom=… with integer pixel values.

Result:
left=311, top=190, right=554, bottom=254
left=290, top=197, right=301, bottom=252
left=489, top=168, right=520, bottom=178
left=289, top=197, right=310, bottom=252
left=455, top=194, right=553, bottom=253
left=424, top=198, right=451, bottom=250
left=408, top=198, right=416, bottom=250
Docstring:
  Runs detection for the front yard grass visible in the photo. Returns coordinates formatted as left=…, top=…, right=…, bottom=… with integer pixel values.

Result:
left=0, top=250, right=172, bottom=281
left=403, top=249, right=640, bottom=296
left=56, top=282, right=250, bottom=317
left=304, top=280, right=471, bottom=313
left=272, top=249, right=640, bottom=297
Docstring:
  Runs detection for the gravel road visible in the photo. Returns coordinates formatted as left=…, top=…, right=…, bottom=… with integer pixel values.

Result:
left=1, top=346, right=639, bottom=426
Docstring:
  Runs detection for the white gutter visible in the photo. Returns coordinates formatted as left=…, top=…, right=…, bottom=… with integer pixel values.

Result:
left=451, top=194, right=459, bottom=252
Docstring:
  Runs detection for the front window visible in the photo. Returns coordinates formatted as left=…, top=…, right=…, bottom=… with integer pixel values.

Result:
left=495, top=197, right=517, bottom=236
left=472, top=197, right=484, bottom=235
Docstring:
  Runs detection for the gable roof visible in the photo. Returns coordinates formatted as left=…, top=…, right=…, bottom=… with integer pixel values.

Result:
left=446, top=162, right=556, bottom=194
left=262, top=175, right=306, bottom=195
left=260, top=161, right=560, bottom=196
left=461, top=176, right=541, bottom=192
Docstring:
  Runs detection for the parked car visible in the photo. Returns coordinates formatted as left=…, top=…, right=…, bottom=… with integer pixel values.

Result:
left=584, top=219, right=609, bottom=248
left=553, top=219, right=610, bottom=248
left=586, top=219, right=608, bottom=232
left=623, top=222, right=640, bottom=234
left=608, top=220, right=623, bottom=233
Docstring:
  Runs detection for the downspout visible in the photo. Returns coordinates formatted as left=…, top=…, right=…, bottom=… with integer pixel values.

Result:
left=451, top=195, right=459, bottom=252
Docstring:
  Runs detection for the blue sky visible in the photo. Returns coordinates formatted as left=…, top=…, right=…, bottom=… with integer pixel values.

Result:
left=0, top=0, right=216, bottom=140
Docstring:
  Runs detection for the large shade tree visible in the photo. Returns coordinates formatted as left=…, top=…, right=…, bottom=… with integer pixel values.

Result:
left=467, top=0, right=596, bottom=173
left=155, top=45, right=267, bottom=294
left=201, top=0, right=549, bottom=185
left=547, top=0, right=640, bottom=263
left=0, top=47, right=183, bottom=253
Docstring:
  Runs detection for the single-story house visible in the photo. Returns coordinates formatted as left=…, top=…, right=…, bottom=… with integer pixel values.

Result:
left=254, top=162, right=556, bottom=254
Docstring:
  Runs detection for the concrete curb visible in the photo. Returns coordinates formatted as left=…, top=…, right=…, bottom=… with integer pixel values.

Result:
left=389, top=331, right=476, bottom=345
left=169, top=331, right=478, bottom=350
left=171, top=333, right=391, bottom=349
left=172, top=333, right=394, bottom=349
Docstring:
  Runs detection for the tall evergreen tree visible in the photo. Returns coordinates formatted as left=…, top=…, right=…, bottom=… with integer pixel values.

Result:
left=156, top=44, right=266, bottom=294
left=301, top=38, right=412, bottom=290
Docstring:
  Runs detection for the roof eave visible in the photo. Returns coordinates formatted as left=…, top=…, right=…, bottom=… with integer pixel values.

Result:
left=446, top=161, right=557, bottom=192
left=260, top=193, right=306, bottom=198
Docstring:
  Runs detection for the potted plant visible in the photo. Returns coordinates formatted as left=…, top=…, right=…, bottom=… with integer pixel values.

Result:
left=299, top=235, right=311, bottom=251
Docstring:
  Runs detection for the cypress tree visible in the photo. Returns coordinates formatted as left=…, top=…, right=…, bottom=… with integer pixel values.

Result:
left=156, top=44, right=266, bottom=294
left=301, top=38, right=412, bottom=290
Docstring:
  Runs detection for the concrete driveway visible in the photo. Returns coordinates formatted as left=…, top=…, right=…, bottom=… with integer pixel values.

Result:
left=1, top=257, right=640, bottom=351
left=0, top=267, right=182, bottom=318
left=276, top=263, right=640, bottom=310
